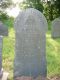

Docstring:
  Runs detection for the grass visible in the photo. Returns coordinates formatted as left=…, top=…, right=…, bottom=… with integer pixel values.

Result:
left=46, top=33, right=60, bottom=77
left=2, top=28, right=15, bottom=80
left=2, top=20, right=60, bottom=79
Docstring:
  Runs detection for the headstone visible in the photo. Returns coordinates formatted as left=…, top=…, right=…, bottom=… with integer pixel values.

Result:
left=0, top=22, right=8, bottom=36
left=0, top=0, right=2, bottom=5
left=14, top=8, right=48, bottom=80
left=51, top=18, right=60, bottom=38
left=0, top=21, right=8, bottom=78
left=0, top=0, right=2, bottom=2
left=0, top=36, right=3, bottom=78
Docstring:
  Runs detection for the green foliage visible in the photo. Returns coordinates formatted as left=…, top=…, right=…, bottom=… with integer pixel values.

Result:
left=48, top=21, right=51, bottom=31
left=44, top=0, right=60, bottom=21
left=19, top=0, right=44, bottom=12
left=44, top=1, right=56, bottom=21
left=3, top=17, right=14, bottom=28
left=0, top=0, right=13, bottom=9
left=0, top=0, right=14, bottom=23
left=55, top=0, right=60, bottom=17
left=0, top=12, right=14, bottom=28
left=44, top=3, right=50, bottom=21
left=0, top=11, right=9, bottom=22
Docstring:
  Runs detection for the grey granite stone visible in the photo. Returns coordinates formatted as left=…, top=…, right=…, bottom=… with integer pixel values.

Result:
left=0, top=36, right=3, bottom=78
left=0, top=21, right=8, bottom=78
left=14, top=8, right=48, bottom=79
left=0, top=22, right=8, bottom=36
left=51, top=18, right=60, bottom=38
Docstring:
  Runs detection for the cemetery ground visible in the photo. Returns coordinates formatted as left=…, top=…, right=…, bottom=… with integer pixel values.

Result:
left=2, top=20, right=60, bottom=80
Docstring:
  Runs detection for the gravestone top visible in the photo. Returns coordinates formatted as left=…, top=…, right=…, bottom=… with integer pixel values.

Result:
left=14, top=8, right=47, bottom=79
left=51, top=18, right=60, bottom=38
left=52, top=18, right=60, bottom=25
left=0, top=21, right=8, bottom=36
left=14, top=8, right=47, bottom=34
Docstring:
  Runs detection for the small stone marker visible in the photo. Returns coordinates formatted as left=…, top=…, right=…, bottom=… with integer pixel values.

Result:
left=14, top=8, right=48, bottom=80
left=51, top=18, right=60, bottom=38
left=1, top=72, right=9, bottom=80
left=0, top=21, right=8, bottom=80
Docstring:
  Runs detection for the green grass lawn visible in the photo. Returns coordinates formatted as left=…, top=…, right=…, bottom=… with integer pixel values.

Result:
left=46, top=33, right=60, bottom=77
left=2, top=26, right=60, bottom=79
left=2, top=28, right=15, bottom=80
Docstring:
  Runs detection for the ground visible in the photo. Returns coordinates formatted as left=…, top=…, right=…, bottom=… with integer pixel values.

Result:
left=47, top=75, right=60, bottom=80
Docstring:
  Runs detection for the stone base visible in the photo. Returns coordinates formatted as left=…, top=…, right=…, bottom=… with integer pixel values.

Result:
left=0, top=72, right=9, bottom=80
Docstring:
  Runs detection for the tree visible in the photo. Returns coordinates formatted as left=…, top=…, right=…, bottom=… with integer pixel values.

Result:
left=0, top=0, right=13, bottom=22
left=0, top=0, right=13, bottom=9
left=19, top=0, right=44, bottom=12
left=44, top=0, right=60, bottom=21
left=55, top=0, right=60, bottom=17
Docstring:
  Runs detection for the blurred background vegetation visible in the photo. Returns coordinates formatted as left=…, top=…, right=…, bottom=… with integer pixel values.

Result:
left=0, top=0, right=60, bottom=30
left=0, top=0, right=60, bottom=22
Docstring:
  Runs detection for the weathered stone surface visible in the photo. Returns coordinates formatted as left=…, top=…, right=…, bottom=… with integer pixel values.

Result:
left=0, top=21, right=8, bottom=78
left=0, top=22, right=8, bottom=36
left=0, top=0, right=2, bottom=3
left=14, top=8, right=48, bottom=79
left=0, top=37, right=3, bottom=78
left=51, top=18, right=60, bottom=38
